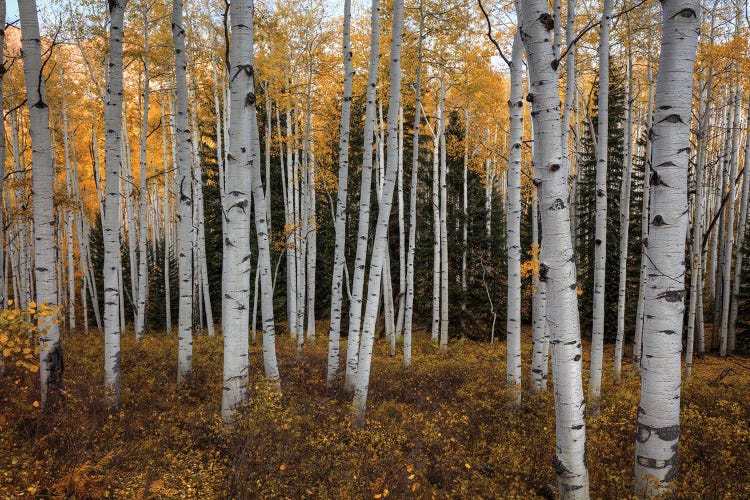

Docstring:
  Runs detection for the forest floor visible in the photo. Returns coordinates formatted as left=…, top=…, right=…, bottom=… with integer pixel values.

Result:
left=1, top=324, right=749, bottom=499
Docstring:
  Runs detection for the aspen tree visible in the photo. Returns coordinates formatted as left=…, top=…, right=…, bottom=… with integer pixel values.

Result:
left=173, top=0, right=194, bottom=382
left=727, top=102, right=750, bottom=353
left=344, top=0, right=381, bottom=392
left=506, top=31, right=523, bottom=404
left=519, top=0, right=590, bottom=494
left=353, top=0, right=404, bottom=424
left=135, top=4, right=151, bottom=339
left=59, top=65, right=76, bottom=332
left=438, top=76, right=449, bottom=353
left=589, top=0, right=614, bottom=415
left=403, top=2, right=424, bottom=368
left=633, top=68, right=654, bottom=370
left=19, top=0, right=61, bottom=406
left=102, top=0, right=128, bottom=407
left=222, top=0, right=255, bottom=419
left=614, top=41, right=634, bottom=385
left=634, top=0, right=700, bottom=494
left=687, top=66, right=714, bottom=376
left=719, top=88, right=741, bottom=357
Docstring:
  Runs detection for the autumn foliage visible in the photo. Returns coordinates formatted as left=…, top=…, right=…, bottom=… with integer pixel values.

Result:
left=0, top=327, right=748, bottom=498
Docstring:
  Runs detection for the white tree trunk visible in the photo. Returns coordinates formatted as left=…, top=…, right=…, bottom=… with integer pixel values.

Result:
left=353, top=0, right=404, bottom=425
left=59, top=66, right=76, bottom=332
left=506, top=31, right=523, bottom=404
left=20, top=0, right=62, bottom=406
left=634, top=0, right=699, bottom=494
left=686, top=63, right=714, bottom=376
left=438, top=77, right=449, bottom=353
left=327, top=0, right=354, bottom=385
left=431, top=107, right=441, bottom=344
left=588, top=0, right=613, bottom=415
left=719, top=87, right=741, bottom=357
left=102, top=0, right=127, bottom=407
left=728, top=100, right=750, bottom=354
left=461, top=109, right=469, bottom=315
left=403, top=5, right=423, bottom=368
left=633, top=68, right=654, bottom=370
left=344, top=0, right=381, bottom=392
left=614, top=46, right=634, bottom=385
left=135, top=14, right=150, bottom=339
left=519, top=0, right=590, bottom=494
left=222, top=0, right=255, bottom=419
left=161, top=96, right=172, bottom=333
left=247, top=12, right=280, bottom=385
left=173, top=0, right=194, bottom=383
left=396, top=105, right=406, bottom=338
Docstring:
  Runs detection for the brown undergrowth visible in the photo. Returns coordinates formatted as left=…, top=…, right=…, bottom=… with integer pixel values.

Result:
left=1, top=324, right=748, bottom=498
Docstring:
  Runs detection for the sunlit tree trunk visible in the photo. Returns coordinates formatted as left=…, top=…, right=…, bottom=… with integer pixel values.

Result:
left=353, top=0, right=404, bottom=425
left=59, top=65, right=76, bottom=332
left=344, top=0, right=381, bottom=392
left=634, top=0, right=699, bottom=494
left=614, top=44, right=633, bottom=385
left=135, top=9, right=150, bottom=339
left=519, top=0, right=590, bottom=494
left=506, top=31, right=523, bottom=403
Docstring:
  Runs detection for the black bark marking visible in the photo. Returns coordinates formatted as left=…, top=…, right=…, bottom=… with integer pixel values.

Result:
left=656, top=290, right=683, bottom=302
left=538, top=13, right=555, bottom=31
left=652, top=215, right=667, bottom=226
left=660, top=114, right=683, bottom=124
left=539, top=263, right=548, bottom=282
left=549, top=198, right=565, bottom=210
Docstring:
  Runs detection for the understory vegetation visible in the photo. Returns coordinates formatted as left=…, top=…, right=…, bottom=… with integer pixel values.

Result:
left=2, top=327, right=748, bottom=499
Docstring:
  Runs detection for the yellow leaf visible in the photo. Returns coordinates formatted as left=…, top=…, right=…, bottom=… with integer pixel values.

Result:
left=28, top=301, right=36, bottom=309
left=32, top=401, right=40, bottom=408
left=279, top=464, right=286, bottom=471
left=373, top=495, right=382, bottom=499
left=465, top=463, right=471, bottom=469
left=406, top=464, right=414, bottom=473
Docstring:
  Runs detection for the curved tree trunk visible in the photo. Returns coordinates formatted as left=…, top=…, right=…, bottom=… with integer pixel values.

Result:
left=344, top=0, right=381, bottom=392
left=634, top=0, right=699, bottom=494
left=353, top=0, right=404, bottom=425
